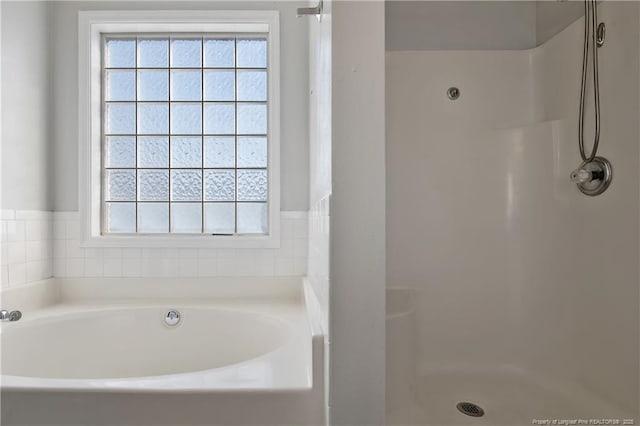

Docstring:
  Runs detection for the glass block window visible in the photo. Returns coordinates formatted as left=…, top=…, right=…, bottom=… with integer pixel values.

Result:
left=102, top=35, right=269, bottom=235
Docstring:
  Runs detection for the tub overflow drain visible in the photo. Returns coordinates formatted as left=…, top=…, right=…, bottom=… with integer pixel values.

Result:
left=164, top=310, right=181, bottom=326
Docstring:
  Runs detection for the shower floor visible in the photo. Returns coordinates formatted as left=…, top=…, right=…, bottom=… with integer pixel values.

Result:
left=387, top=367, right=630, bottom=426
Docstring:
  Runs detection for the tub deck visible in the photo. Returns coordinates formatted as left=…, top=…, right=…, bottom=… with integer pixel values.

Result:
left=0, top=277, right=325, bottom=426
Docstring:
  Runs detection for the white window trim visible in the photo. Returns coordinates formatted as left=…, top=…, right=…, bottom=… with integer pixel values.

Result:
left=78, top=10, right=280, bottom=248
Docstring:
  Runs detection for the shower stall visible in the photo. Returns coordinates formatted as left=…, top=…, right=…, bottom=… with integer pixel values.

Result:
left=386, top=1, right=640, bottom=424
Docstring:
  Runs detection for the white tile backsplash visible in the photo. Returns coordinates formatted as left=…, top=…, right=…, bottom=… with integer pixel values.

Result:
left=53, top=257, right=66, bottom=277
left=7, top=221, right=25, bottom=242
left=52, top=212, right=308, bottom=278
left=197, top=258, right=218, bottom=276
left=1, top=265, right=8, bottom=285
left=66, top=258, right=85, bottom=277
left=0, top=210, right=15, bottom=220
left=8, top=241, right=26, bottom=264
left=122, top=258, right=142, bottom=277
left=8, top=263, right=27, bottom=286
left=0, top=209, right=309, bottom=284
left=0, top=210, right=53, bottom=288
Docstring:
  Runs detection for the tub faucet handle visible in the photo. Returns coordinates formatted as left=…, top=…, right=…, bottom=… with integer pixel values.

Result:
left=570, top=168, right=593, bottom=184
left=570, top=157, right=613, bottom=196
left=0, top=309, right=22, bottom=321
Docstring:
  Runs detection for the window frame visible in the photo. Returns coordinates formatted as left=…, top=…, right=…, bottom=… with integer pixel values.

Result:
left=78, top=10, right=281, bottom=248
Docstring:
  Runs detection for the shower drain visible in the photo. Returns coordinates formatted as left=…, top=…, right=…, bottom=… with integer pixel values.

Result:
left=456, top=402, right=485, bottom=418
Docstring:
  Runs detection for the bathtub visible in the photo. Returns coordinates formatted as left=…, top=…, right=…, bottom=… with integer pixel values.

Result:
left=0, top=277, right=325, bottom=426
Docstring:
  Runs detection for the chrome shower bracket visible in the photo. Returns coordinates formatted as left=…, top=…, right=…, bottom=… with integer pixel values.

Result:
left=297, top=0, right=323, bottom=21
left=570, top=156, right=613, bottom=196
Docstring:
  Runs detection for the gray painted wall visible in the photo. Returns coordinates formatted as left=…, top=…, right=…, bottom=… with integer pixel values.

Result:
left=1, top=1, right=53, bottom=211
left=386, top=0, right=585, bottom=51
left=386, top=1, right=537, bottom=51
left=51, top=1, right=309, bottom=212
left=330, top=2, right=386, bottom=424
left=536, top=1, right=584, bottom=46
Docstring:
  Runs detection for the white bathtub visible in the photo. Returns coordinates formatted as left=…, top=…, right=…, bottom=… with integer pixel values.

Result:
left=0, top=277, right=325, bottom=426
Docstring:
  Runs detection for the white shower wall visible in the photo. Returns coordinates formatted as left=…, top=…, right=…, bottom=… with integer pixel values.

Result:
left=525, top=4, right=639, bottom=411
left=387, top=49, right=533, bottom=369
left=387, top=0, right=638, bottom=415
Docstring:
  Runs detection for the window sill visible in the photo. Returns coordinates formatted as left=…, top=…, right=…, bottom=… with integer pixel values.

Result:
left=80, top=234, right=281, bottom=249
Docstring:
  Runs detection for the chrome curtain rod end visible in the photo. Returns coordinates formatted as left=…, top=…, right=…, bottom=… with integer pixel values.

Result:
left=297, top=0, right=323, bottom=21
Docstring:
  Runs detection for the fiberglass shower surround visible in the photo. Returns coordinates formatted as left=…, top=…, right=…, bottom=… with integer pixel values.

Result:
left=386, top=1, right=640, bottom=425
